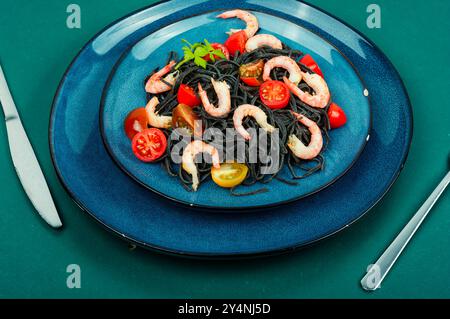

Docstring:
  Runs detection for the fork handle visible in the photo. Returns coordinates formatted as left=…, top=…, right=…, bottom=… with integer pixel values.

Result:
left=361, top=171, right=450, bottom=291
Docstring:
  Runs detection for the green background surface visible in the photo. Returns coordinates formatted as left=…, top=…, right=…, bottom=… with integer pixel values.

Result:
left=0, top=0, right=449, bottom=299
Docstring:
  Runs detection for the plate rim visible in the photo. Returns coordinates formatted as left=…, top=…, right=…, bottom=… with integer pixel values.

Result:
left=98, top=9, right=373, bottom=211
left=48, top=0, right=413, bottom=258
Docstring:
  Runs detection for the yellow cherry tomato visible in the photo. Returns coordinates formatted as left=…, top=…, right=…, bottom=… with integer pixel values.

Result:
left=211, top=163, right=248, bottom=188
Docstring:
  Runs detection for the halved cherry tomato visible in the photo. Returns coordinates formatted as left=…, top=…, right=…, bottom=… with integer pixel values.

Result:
left=240, top=60, right=264, bottom=87
left=177, top=84, right=201, bottom=107
left=203, top=43, right=230, bottom=61
left=124, top=107, right=148, bottom=140
left=299, top=54, right=324, bottom=78
left=224, top=30, right=247, bottom=57
left=328, top=102, right=347, bottom=129
left=131, top=128, right=167, bottom=162
left=241, top=77, right=262, bottom=86
left=172, top=103, right=203, bottom=137
left=259, top=80, right=290, bottom=109
left=211, top=162, right=248, bottom=188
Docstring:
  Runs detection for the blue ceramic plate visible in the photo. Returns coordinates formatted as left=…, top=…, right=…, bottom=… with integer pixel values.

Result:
left=100, top=11, right=371, bottom=209
left=50, top=0, right=412, bottom=257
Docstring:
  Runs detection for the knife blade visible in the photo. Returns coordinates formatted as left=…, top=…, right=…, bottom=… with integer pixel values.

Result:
left=0, top=63, right=62, bottom=228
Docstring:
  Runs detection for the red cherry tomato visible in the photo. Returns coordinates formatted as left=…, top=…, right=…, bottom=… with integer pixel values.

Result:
left=172, top=103, right=203, bottom=137
left=204, top=43, right=230, bottom=61
left=124, top=107, right=148, bottom=140
left=299, top=54, right=324, bottom=78
left=259, top=80, right=290, bottom=109
left=328, top=103, right=347, bottom=129
left=131, top=128, right=167, bottom=162
left=177, top=84, right=201, bottom=107
left=241, top=77, right=263, bottom=86
left=224, top=31, right=247, bottom=57
left=239, top=60, right=264, bottom=87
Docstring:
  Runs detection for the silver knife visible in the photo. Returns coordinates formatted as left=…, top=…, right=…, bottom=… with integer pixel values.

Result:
left=0, top=63, right=62, bottom=228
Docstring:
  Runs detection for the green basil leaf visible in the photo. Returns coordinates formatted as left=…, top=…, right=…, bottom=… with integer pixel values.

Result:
left=183, top=49, right=195, bottom=59
left=191, top=43, right=203, bottom=51
left=181, top=39, right=194, bottom=48
left=204, top=39, right=213, bottom=51
left=212, top=49, right=226, bottom=59
left=194, top=46, right=208, bottom=58
left=194, top=56, right=207, bottom=69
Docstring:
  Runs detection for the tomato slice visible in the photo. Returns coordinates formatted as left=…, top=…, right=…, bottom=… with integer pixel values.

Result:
left=132, top=128, right=167, bottom=162
left=203, top=43, right=230, bottom=61
left=299, top=54, right=324, bottom=78
left=259, top=80, right=290, bottom=109
left=124, top=107, right=148, bottom=140
left=211, top=163, right=248, bottom=188
left=172, top=103, right=203, bottom=137
left=224, top=31, right=247, bottom=57
left=241, top=77, right=263, bottom=86
left=328, top=102, right=347, bottom=129
left=240, top=60, right=264, bottom=87
left=177, top=84, right=201, bottom=107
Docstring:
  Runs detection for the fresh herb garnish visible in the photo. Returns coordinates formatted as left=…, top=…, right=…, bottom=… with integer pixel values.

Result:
left=176, top=39, right=226, bottom=69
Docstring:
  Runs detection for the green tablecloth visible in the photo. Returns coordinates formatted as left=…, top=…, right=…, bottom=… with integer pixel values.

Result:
left=0, top=0, right=449, bottom=298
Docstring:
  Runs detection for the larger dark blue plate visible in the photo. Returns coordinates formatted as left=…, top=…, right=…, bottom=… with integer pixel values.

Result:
left=100, top=10, right=371, bottom=209
left=49, top=0, right=412, bottom=257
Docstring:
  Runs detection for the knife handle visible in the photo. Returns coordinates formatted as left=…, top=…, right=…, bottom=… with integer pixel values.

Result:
left=0, top=65, right=19, bottom=119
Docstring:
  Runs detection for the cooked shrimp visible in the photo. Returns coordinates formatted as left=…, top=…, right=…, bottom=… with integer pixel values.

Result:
left=217, top=9, right=259, bottom=38
left=287, top=112, right=323, bottom=160
left=182, top=140, right=221, bottom=191
left=145, top=97, right=172, bottom=129
left=145, top=60, right=176, bottom=94
left=263, top=56, right=302, bottom=85
left=233, top=104, right=276, bottom=140
left=245, top=34, right=282, bottom=52
left=198, top=79, right=231, bottom=118
left=283, top=71, right=330, bottom=109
